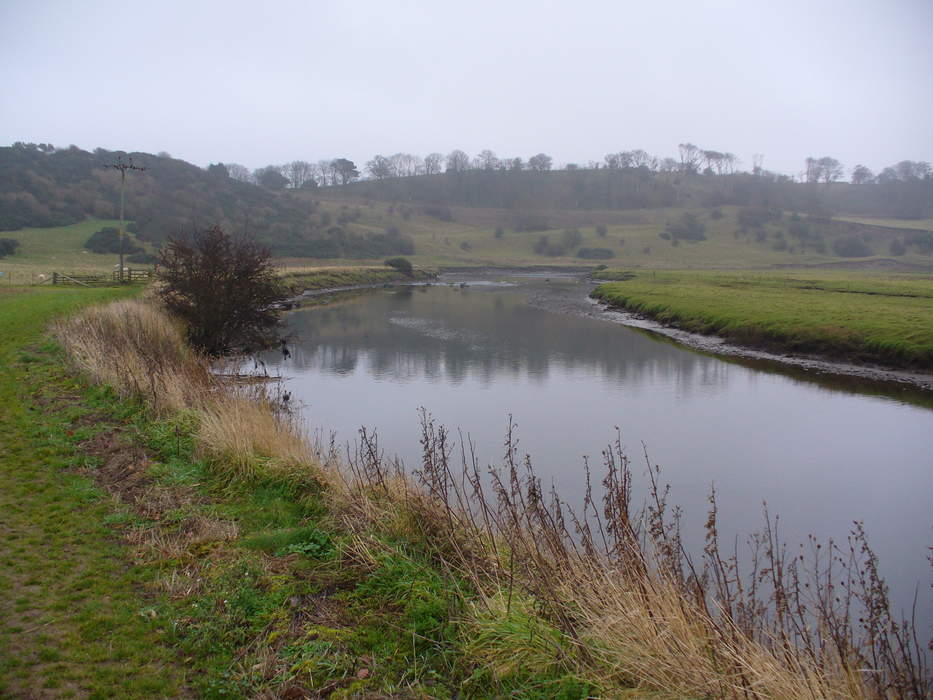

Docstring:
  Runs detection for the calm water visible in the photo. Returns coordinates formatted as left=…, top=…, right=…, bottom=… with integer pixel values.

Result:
left=261, top=275, right=932, bottom=633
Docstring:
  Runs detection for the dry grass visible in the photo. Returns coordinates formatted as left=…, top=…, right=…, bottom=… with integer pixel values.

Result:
left=55, top=298, right=929, bottom=699
left=54, top=299, right=324, bottom=485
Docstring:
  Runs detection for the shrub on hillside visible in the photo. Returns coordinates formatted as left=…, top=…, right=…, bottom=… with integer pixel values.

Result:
left=832, top=236, right=873, bottom=257
left=595, top=224, right=608, bottom=237
left=666, top=212, right=706, bottom=241
left=157, top=226, right=287, bottom=356
left=384, top=256, right=413, bottom=276
left=0, top=237, right=19, bottom=257
left=84, top=227, right=144, bottom=255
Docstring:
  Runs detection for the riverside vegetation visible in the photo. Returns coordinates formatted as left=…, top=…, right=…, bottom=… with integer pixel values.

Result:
left=1, top=285, right=927, bottom=697
left=591, top=270, right=933, bottom=369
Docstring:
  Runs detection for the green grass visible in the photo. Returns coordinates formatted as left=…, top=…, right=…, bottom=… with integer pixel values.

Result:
left=4, top=205, right=933, bottom=280
left=292, top=200, right=933, bottom=270
left=592, top=269, right=933, bottom=368
left=279, top=264, right=436, bottom=293
left=834, top=215, right=933, bottom=231
left=0, top=285, right=189, bottom=697
left=0, top=219, right=153, bottom=279
left=0, top=284, right=597, bottom=697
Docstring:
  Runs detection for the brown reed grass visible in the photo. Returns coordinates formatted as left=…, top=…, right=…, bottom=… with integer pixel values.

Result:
left=55, top=298, right=930, bottom=699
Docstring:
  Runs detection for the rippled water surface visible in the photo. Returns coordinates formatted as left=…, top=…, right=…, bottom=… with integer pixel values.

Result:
left=260, top=275, right=933, bottom=631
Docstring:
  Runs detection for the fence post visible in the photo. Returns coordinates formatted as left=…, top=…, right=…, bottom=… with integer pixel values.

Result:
left=52, top=272, right=58, bottom=285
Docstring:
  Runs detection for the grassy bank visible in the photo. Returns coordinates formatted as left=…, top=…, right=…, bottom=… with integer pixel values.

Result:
left=279, top=264, right=437, bottom=295
left=592, top=270, right=933, bottom=369
left=10, top=290, right=920, bottom=697
left=0, top=286, right=192, bottom=697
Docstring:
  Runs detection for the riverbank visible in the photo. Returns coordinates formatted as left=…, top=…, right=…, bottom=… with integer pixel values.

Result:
left=590, top=269, right=933, bottom=378
left=280, top=264, right=437, bottom=295
left=3, top=287, right=927, bottom=697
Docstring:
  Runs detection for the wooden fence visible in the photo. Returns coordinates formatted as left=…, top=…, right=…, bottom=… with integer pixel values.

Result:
left=51, top=269, right=153, bottom=286
left=0, top=268, right=154, bottom=286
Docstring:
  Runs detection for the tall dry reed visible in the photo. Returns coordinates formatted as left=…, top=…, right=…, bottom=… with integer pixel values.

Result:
left=55, top=299, right=930, bottom=698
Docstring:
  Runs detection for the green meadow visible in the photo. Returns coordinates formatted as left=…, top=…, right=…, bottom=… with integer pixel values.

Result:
left=592, top=269, right=933, bottom=368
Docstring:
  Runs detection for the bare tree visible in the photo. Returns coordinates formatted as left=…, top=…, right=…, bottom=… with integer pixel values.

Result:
left=367, top=154, right=394, bottom=179
left=752, top=153, right=765, bottom=176
left=805, top=157, right=821, bottom=183
left=284, top=160, right=314, bottom=188
left=629, top=149, right=652, bottom=168
left=225, top=163, right=254, bottom=183
left=423, top=152, right=444, bottom=175
left=477, top=149, right=499, bottom=170
left=678, top=143, right=703, bottom=174
left=446, top=149, right=470, bottom=173
left=817, top=156, right=843, bottom=183
left=316, top=159, right=333, bottom=186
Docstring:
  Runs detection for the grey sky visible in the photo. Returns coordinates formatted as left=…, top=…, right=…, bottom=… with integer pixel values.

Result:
left=2, top=0, right=931, bottom=179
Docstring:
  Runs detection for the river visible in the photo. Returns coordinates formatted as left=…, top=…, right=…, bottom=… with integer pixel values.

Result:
left=258, top=272, right=932, bottom=636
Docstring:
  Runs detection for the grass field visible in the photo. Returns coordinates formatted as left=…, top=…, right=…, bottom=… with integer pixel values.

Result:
left=309, top=199, right=933, bottom=270
left=834, top=215, right=933, bottom=231
left=5, top=204, right=932, bottom=277
left=0, top=219, right=152, bottom=280
left=592, top=269, right=933, bottom=368
left=279, top=264, right=436, bottom=293
left=0, top=286, right=191, bottom=697
left=1, top=280, right=925, bottom=696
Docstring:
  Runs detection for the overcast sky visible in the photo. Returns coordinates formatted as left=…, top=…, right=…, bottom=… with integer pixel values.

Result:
left=2, top=0, right=931, bottom=178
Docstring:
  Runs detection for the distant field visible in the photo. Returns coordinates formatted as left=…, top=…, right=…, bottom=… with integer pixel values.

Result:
left=834, top=216, right=933, bottom=231
left=592, top=269, right=933, bottom=369
left=0, top=219, right=151, bottom=280
left=311, top=198, right=933, bottom=270
left=3, top=206, right=933, bottom=279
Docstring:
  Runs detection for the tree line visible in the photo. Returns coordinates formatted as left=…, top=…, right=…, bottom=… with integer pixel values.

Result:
left=223, top=143, right=931, bottom=192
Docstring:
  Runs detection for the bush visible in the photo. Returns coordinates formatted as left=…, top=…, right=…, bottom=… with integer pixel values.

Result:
left=84, top=227, right=144, bottom=255
left=595, top=224, right=608, bottom=237
left=384, top=256, right=413, bottom=276
left=533, top=235, right=568, bottom=256
left=832, top=236, right=873, bottom=257
left=562, top=228, right=583, bottom=248
left=0, top=237, right=20, bottom=257
left=494, top=226, right=504, bottom=239
left=157, top=226, right=287, bottom=356
left=459, top=241, right=472, bottom=251
left=666, top=213, right=706, bottom=241
left=577, top=247, right=615, bottom=259
left=709, top=208, right=723, bottom=220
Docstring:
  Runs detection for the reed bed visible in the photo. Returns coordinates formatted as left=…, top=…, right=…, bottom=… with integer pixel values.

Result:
left=55, top=298, right=929, bottom=698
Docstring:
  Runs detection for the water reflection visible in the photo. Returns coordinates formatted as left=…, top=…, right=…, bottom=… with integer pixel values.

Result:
left=287, top=285, right=731, bottom=395
left=263, top=280, right=933, bottom=635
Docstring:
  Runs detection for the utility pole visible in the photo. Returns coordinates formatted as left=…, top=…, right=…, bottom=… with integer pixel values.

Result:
left=107, top=156, right=146, bottom=282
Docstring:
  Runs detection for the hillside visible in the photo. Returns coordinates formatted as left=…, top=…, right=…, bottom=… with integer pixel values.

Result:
left=0, top=144, right=413, bottom=259
left=1, top=144, right=931, bottom=272
left=321, top=166, right=933, bottom=220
